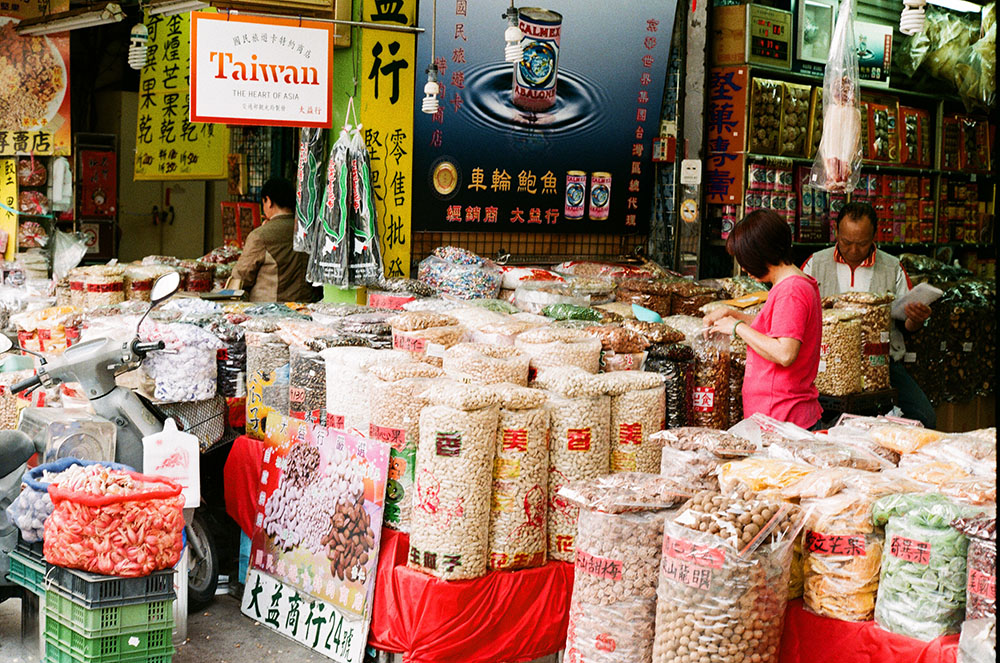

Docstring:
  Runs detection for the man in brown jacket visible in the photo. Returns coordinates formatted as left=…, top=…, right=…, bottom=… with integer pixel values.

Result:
left=229, top=178, right=316, bottom=302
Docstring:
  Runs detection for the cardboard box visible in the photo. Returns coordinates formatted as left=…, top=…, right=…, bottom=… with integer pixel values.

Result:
left=711, top=5, right=793, bottom=69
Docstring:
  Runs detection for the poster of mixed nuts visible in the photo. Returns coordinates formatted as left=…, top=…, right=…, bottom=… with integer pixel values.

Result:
left=250, top=415, right=390, bottom=619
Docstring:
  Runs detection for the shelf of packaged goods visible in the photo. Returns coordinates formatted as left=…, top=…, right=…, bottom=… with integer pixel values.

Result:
left=745, top=153, right=946, bottom=176
left=747, top=64, right=959, bottom=104
left=791, top=242, right=995, bottom=250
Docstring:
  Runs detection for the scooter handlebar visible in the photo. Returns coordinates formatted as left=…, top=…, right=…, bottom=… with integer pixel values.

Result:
left=132, top=340, right=166, bottom=357
left=10, top=374, right=41, bottom=394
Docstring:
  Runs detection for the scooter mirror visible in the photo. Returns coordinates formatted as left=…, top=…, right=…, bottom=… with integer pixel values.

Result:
left=150, top=272, right=181, bottom=304
left=0, top=334, right=13, bottom=354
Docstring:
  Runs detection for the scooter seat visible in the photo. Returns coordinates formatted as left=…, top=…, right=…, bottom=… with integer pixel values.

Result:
left=0, top=431, right=34, bottom=477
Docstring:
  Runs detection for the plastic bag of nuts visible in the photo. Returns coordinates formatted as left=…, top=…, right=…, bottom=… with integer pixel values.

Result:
left=600, top=372, right=666, bottom=474
left=488, top=384, right=549, bottom=571
left=391, top=324, right=467, bottom=368
left=801, top=490, right=885, bottom=622
left=951, top=515, right=996, bottom=621
left=245, top=328, right=289, bottom=439
left=691, top=335, right=730, bottom=429
left=831, top=293, right=892, bottom=392
left=815, top=309, right=863, bottom=396
left=652, top=490, right=803, bottom=663
left=443, top=342, right=530, bottom=386
left=652, top=427, right=758, bottom=459
left=729, top=349, right=745, bottom=426
left=533, top=368, right=611, bottom=562
left=645, top=354, right=694, bottom=429
left=515, top=327, right=603, bottom=375
left=560, top=475, right=682, bottom=663
left=322, top=348, right=413, bottom=434
left=288, top=347, right=327, bottom=425
left=370, top=363, right=444, bottom=532
left=584, top=324, right=650, bottom=354
left=409, top=383, right=501, bottom=580
left=620, top=319, right=684, bottom=345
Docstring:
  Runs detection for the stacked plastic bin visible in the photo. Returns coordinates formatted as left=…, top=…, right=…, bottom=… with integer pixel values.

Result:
left=41, top=563, right=175, bottom=663
left=8, top=537, right=46, bottom=597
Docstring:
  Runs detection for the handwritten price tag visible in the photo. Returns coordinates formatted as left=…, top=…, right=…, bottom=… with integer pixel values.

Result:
left=662, top=557, right=714, bottom=590
left=575, top=549, right=623, bottom=581
left=889, top=535, right=931, bottom=565
left=805, top=531, right=866, bottom=556
left=968, top=569, right=996, bottom=601
left=392, top=332, right=426, bottom=353
left=369, top=423, right=406, bottom=450
left=326, top=413, right=345, bottom=430
left=663, top=535, right=725, bottom=568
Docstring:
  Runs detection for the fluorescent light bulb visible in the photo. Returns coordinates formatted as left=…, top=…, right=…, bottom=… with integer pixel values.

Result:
left=926, top=0, right=983, bottom=12
left=16, top=2, right=125, bottom=36
left=147, top=0, right=210, bottom=16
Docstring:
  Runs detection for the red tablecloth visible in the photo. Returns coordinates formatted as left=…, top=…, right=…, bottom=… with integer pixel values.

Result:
left=368, top=529, right=573, bottom=663
left=780, top=599, right=959, bottom=663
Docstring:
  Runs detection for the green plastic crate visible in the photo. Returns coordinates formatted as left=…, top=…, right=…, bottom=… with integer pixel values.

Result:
left=44, top=613, right=173, bottom=662
left=8, top=549, right=45, bottom=596
left=44, top=638, right=173, bottom=663
left=45, top=587, right=174, bottom=637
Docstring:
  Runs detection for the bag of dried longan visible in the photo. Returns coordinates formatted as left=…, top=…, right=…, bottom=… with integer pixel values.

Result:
left=409, top=383, right=501, bottom=580
left=369, top=361, right=444, bottom=533
left=488, top=384, right=549, bottom=571
left=652, top=491, right=803, bottom=663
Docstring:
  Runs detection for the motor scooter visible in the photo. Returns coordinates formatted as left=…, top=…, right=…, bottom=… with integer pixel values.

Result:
left=0, top=272, right=218, bottom=610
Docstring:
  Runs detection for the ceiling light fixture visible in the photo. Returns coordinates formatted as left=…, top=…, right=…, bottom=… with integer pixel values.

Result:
left=16, top=2, right=125, bottom=36
left=502, top=1, right=523, bottom=63
left=146, top=0, right=211, bottom=16
left=421, top=0, right=440, bottom=114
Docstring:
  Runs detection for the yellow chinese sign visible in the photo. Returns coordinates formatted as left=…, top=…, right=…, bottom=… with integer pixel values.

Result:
left=1, top=158, right=17, bottom=259
left=360, top=0, right=415, bottom=277
left=135, top=11, right=229, bottom=180
left=0, top=0, right=71, bottom=156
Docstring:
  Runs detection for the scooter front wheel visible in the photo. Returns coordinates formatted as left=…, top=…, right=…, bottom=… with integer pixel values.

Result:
left=186, top=509, right=219, bottom=612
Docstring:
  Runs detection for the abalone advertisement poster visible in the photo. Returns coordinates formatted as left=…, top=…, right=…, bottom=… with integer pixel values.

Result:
left=412, top=1, right=677, bottom=234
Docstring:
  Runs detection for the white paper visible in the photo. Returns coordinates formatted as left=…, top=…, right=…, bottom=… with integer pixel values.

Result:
left=891, top=282, right=942, bottom=321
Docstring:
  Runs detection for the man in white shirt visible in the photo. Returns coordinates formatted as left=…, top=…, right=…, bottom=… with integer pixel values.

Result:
left=802, top=202, right=935, bottom=427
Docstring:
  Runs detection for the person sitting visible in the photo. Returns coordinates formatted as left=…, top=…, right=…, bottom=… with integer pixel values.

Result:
left=228, top=178, right=316, bottom=303
left=801, top=201, right=935, bottom=428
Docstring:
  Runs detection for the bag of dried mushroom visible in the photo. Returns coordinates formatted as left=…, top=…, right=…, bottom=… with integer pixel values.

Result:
left=652, top=490, right=804, bottom=663
left=488, top=384, right=549, bottom=571
left=410, top=383, right=501, bottom=581
left=561, top=474, right=687, bottom=663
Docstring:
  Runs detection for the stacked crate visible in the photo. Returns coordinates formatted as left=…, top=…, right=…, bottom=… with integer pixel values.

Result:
left=40, top=564, right=176, bottom=663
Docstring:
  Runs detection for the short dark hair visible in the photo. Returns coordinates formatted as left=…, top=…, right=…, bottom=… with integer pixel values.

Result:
left=726, top=210, right=792, bottom=279
left=261, top=178, right=296, bottom=211
left=836, top=202, right=878, bottom=235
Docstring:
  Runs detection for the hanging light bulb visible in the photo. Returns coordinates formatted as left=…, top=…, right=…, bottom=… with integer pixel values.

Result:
left=422, top=64, right=440, bottom=114
left=127, top=22, right=149, bottom=70
left=503, top=3, right=523, bottom=63
left=899, top=0, right=927, bottom=34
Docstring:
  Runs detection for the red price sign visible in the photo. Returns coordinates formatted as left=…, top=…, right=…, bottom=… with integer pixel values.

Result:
left=663, top=535, right=725, bottom=568
left=693, top=387, right=715, bottom=412
left=392, top=332, right=426, bottom=353
left=662, top=557, right=714, bottom=590
left=968, top=569, right=996, bottom=601
left=326, top=413, right=345, bottom=430
left=804, top=531, right=867, bottom=556
left=575, top=549, right=624, bottom=581
left=369, top=423, right=407, bottom=450
left=889, top=535, right=931, bottom=565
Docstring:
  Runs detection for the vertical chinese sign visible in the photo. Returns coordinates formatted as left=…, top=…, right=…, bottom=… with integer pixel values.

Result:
left=705, top=66, right=747, bottom=206
left=0, top=0, right=71, bottom=157
left=244, top=416, right=389, bottom=663
left=360, top=0, right=415, bottom=277
left=1, top=159, right=16, bottom=259
left=412, top=0, right=677, bottom=234
left=135, top=11, right=229, bottom=180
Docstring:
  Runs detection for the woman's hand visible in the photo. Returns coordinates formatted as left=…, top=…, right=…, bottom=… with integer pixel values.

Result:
left=707, top=315, right=742, bottom=338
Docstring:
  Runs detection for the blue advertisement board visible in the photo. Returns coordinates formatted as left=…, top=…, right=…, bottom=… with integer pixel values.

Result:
left=412, top=1, right=677, bottom=234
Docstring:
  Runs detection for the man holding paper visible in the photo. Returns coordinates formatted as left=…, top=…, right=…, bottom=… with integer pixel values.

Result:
left=802, top=202, right=937, bottom=427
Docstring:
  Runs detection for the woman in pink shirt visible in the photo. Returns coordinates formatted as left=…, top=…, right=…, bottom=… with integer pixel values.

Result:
left=703, top=210, right=823, bottom=429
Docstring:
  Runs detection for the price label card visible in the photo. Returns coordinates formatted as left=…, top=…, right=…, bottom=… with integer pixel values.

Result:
left=575, top=549, right=624, bottom=581
left=693, top=387, right=715, bottom=412
left=889, top=535, right=931, bottom=565
left=805, top=531, right=867, bottom=556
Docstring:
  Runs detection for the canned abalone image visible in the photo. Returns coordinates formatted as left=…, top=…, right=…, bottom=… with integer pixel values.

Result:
left=565, top=170, right=586, bottom=219
left=587, top=172, right=611, bottom=221
left=513, top=8, right=562, bottom=112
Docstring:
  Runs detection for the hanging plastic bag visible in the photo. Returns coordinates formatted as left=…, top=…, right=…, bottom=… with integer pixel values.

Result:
left=294, top=127, right=327, bottom=253
left=310, top=126, right=353, bottom=287
left=809, top=0, right=863, bottom=193
left=348, top=125, right=384, bottom=286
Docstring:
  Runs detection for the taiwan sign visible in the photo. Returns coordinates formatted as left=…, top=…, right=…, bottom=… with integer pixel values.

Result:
left=191, top=12, right=335, bottom=128
left=135, top=11, right=229, bottom=181
left=412, top=0, right=677, bottom=233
